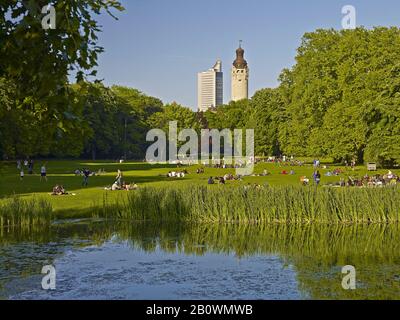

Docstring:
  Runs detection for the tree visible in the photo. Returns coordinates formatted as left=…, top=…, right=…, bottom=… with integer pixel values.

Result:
left=74, top=83, right=165, bottom=160
left=148, top=102, right=200, bottom=133
left=0, top=1, right=124, bottom=159
left=0, top=0, right=124, bottom=100
left=204, top=99, right=251, bottom=130
left=276, top=27, right=400, bottom=165
left=248, top=88, right=283, bottom=156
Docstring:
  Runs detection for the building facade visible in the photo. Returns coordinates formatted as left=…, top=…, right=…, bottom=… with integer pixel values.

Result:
left=197, top=60, right=223, bottom=112
left=231, top=44, right=249, bottom=101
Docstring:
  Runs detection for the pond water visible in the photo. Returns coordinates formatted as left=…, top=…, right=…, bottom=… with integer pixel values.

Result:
left=0, top=221, right=400, bottom=300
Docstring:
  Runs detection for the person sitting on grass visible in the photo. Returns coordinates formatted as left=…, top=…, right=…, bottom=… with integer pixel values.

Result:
left=208, top=177, right=214, bottom=185
left=218, top=177, right=225, bottom=185
left=300, top=176, right=309, bottom=186
left=313, top=171, right=321, bottom=186
left=333, top=168, right=343, bottom=175
left=115, top=169, right=123, bottom=187
left=176, top=172, right=185, bottom=178
left=111, top=182, right=121, bottom=191
left=196, top=168, right=205, bottom=174
left=168, top=171, right=177, bottom=178
left=51, top=185, right=67, bottom=196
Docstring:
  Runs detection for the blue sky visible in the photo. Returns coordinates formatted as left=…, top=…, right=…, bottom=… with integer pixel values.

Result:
left=95, top=0, right=400, bottom=109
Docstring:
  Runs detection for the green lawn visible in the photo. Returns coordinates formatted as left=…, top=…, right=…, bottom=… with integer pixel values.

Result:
left=1, top=160, right=398, bottom=218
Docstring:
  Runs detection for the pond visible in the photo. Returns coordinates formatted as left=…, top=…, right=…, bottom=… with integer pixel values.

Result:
left=0, top=221, right=399, bottom=300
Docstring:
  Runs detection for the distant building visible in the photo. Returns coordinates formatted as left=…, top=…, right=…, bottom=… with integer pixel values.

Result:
left=197, top=60, right=223, bottom=112
left=231, top=42, right=249, bottom=101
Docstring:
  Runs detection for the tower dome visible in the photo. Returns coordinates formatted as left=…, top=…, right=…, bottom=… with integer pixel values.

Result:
left=233, top=44, right=247, bottom=69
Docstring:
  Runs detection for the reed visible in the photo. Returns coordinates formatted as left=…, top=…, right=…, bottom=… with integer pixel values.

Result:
left=0, top=196, right=53, bottom=230
left=91, top=185, right=400, bottom=224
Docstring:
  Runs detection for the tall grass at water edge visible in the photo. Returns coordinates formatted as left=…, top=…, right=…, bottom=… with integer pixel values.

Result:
left=91, top=185, right=400, bottom=224
left=0, top=197, right=53, bottom=230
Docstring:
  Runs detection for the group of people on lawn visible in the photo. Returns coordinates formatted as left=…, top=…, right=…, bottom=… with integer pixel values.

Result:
left=16, top=158, right=399, bottom=194
left=300, top=171, right=321, bottom=186
left=105, top=170, right=138, bottom=191
left=208, top=174, right=243, bottom=185
left=17, top=159, right=47, bottom=182
left=46, top=166, right=137, bottom=195
left=167, top=169, right=188, bottom=178
left=336, top=171, right=400, bottom=188
left=261, top=156, right=305, bottom=167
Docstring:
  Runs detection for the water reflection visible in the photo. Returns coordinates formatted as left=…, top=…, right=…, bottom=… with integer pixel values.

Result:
left=1, top=221, right=399, bottom=299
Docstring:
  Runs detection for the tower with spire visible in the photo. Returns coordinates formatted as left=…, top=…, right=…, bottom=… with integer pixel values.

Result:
left=231, top=41, right=249, bottom=101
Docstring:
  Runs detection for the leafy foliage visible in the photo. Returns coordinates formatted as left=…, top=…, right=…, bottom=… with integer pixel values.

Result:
left=276, top=27, right=400, bottom=165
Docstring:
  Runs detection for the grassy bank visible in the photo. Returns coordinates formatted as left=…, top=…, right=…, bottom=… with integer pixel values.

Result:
left=92, top=185, right=400, bottom=224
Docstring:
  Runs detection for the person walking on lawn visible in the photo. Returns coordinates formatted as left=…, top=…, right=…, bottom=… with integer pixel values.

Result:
left=82, top=168, right=90, bottom=187
left=40, top=164, right=47, bottom=182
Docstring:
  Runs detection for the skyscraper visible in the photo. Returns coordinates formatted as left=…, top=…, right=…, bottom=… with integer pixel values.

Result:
left=197, top=60, right=223, bottom=112
left=231, top=42, right=249, bottom=101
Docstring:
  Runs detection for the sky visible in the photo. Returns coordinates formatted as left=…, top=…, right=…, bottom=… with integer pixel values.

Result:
left=94, top=0, right=400, bottom=109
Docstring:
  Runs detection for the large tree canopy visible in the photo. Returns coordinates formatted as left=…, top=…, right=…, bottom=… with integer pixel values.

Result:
left=0, top=0, right=124, bottom=159
left=273, top=27, right=400, bottom=165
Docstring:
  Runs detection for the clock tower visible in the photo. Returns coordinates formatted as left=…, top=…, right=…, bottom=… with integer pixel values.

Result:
left=231, top=41, right=249, bottom=101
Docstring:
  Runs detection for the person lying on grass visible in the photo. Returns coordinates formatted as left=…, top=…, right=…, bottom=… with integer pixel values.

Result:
left=123, top=182, right=138, bottom=190
left=105, top=182, right=138, bottom=191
